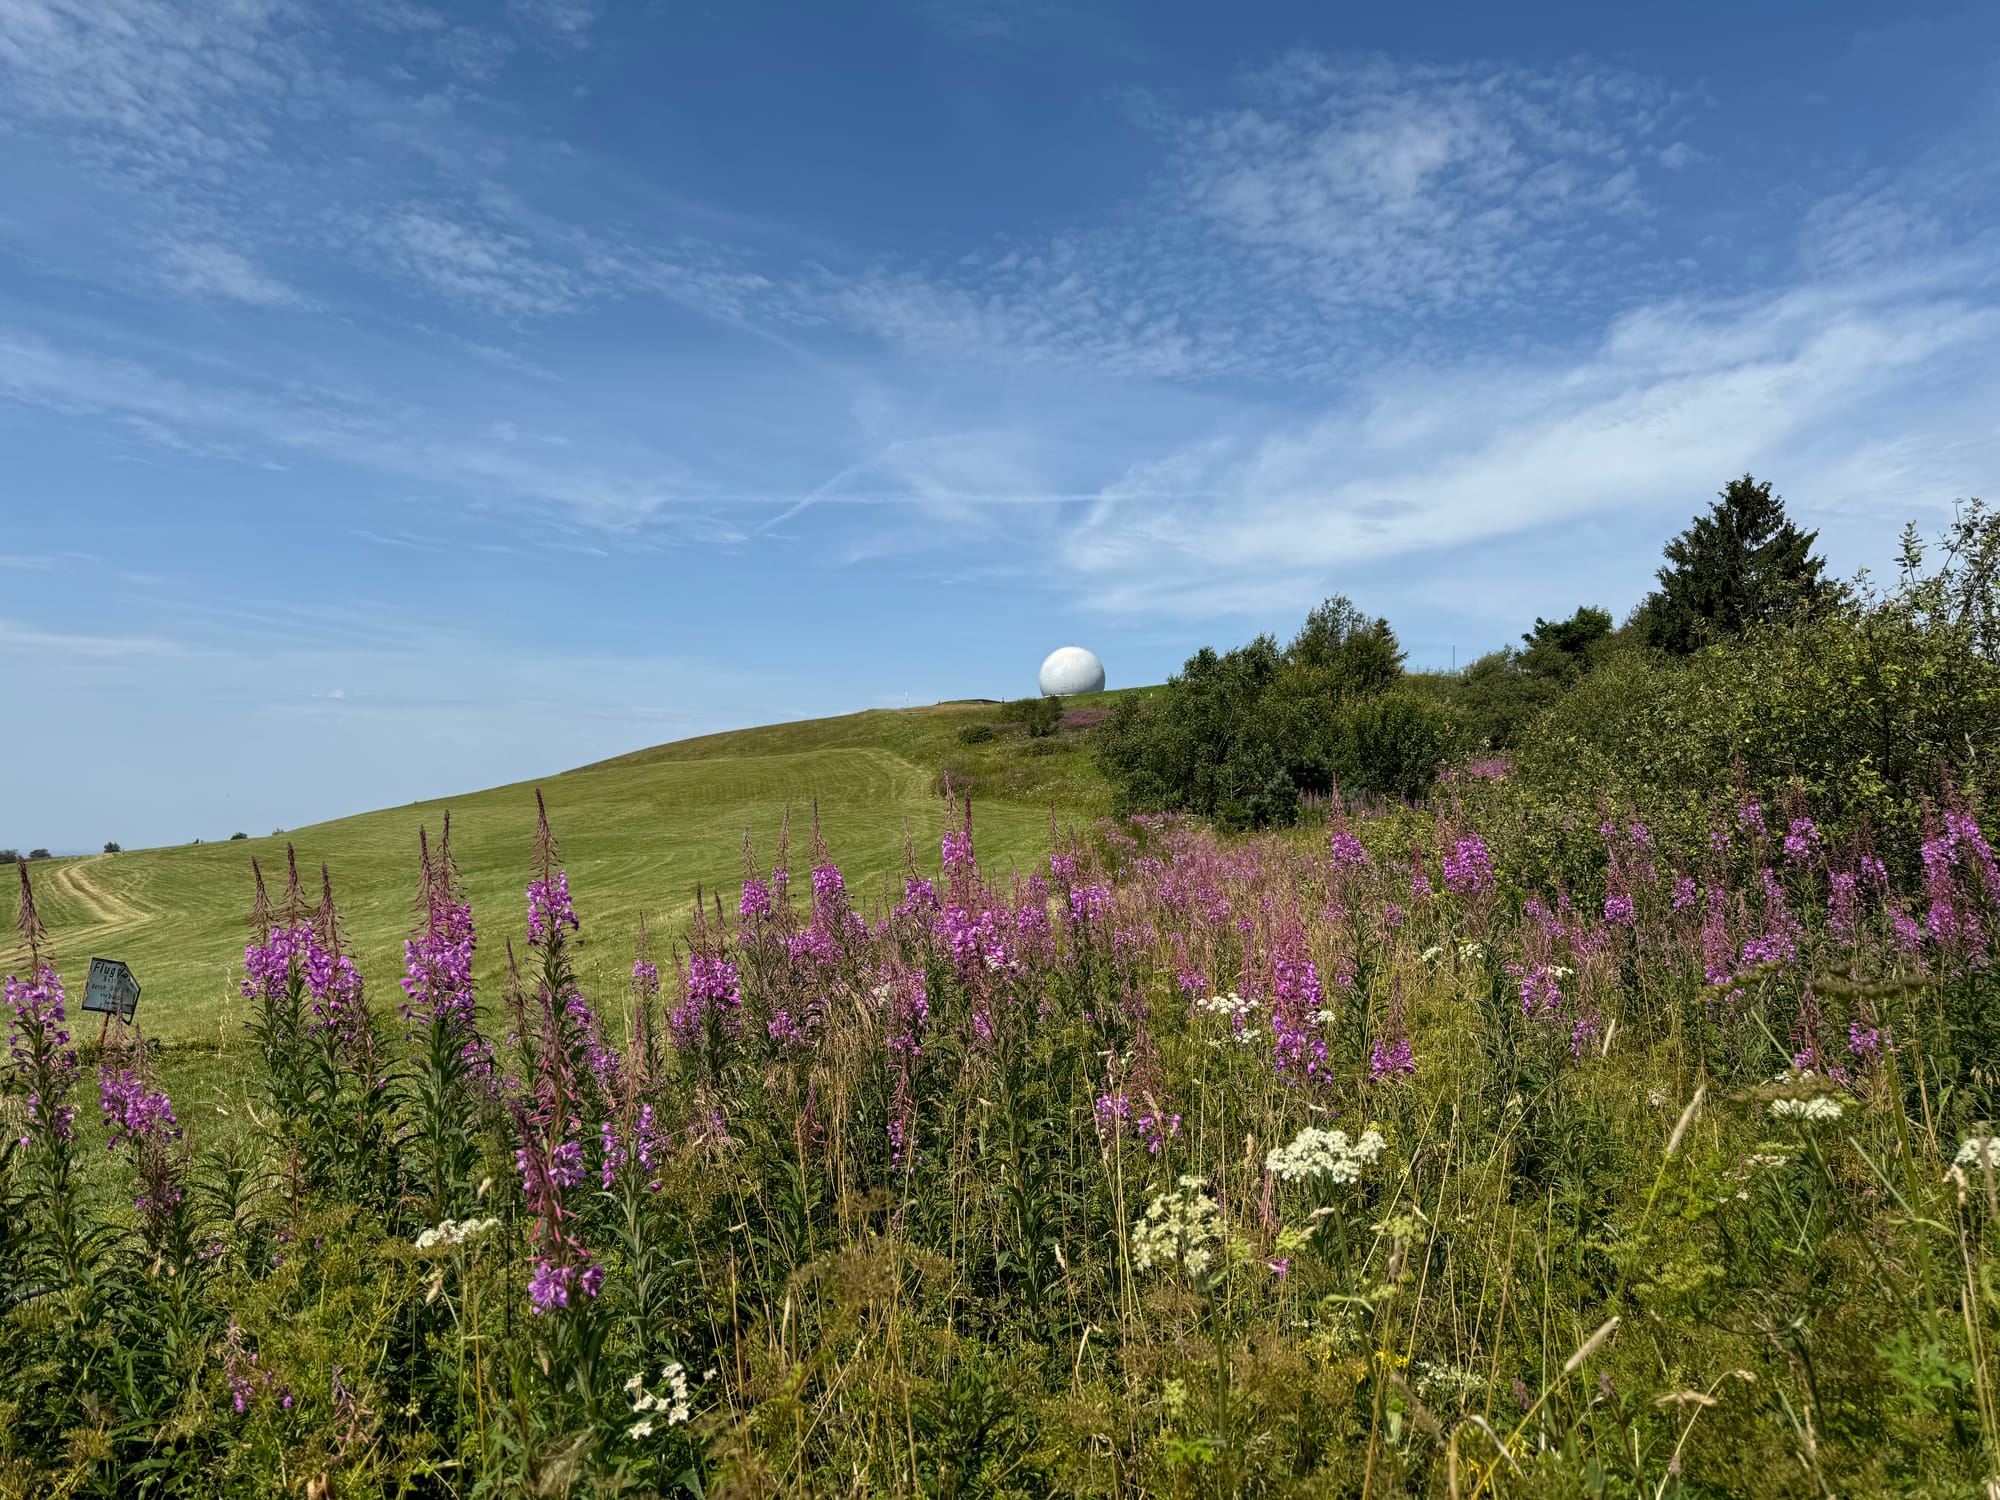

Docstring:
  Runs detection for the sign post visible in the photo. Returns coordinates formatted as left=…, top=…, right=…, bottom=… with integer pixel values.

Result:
left=80, top=957, right=141, bottom=1048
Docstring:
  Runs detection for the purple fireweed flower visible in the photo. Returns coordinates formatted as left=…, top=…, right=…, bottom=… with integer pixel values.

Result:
left=1603, top=894, right=1636, bottom=928
left=1369, top=1032, right=1415, bottom=1081
left=1510, top=962, right=1563, bottom=1021
left=99, top=1066, right=180, bottom=1149
left=670, top=954, right=743, bottom=1055
left=1269, top=953, right=1330, bottom=1089
left=1947, top=809, right=2000, bottom=900
left=787, top=926, right=839, bottom=966
left=528, top=1260, right=573, bottom=1315
left=1467, top=757, right=1510, bottom=782
left=937, top=903, right=1014, bottom=976
left=1441, top=835, right=1492, bottom=895
left=1672, top=875, right=1698, bottom=912
left=1328, top=831, right=1371, bottom=869
left=526, top=872, right=579, bottom=947
left=739, top=878, right=773, bottom=920
left=1783, top=817, right=1820, bottom=864
left=895, top=876, right=938, bottom=920
left=4, top=962, right=78, bottom=1147
left=767, top=1008, right=812, bottom=1049
left=1738, top=797, right=1766, bottom=834
left=811, top=862, right=846, bottom=906
left=1092, top=1089, right=1181, bottom=1155
left=1739, top=931, right=1797, bottom=969
left=1827, top=872, right=1859, bottom=935
left=1068, top=883, right=1113, bottom=925
left=942, top=824, right=976, bottom=882
left=1848, top=1021, right=1884, bottom=1061
left=1410, top=872, right=1434, bottom=900
left=1049, top=852, right=1078, bottom=883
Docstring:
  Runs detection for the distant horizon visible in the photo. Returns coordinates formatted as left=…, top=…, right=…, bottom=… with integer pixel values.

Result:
left=4, top=0, right=1996, bottom=848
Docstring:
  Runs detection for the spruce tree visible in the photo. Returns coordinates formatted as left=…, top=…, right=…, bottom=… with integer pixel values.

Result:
left=1637, top=474, right=1833, bottom=654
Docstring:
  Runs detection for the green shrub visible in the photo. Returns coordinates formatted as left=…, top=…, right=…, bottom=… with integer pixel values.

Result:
left=1330, top=691, right=1468, bottom=801
left=999, top=696, right=1064, bottom=737
left=956, top=723, right=996, bottom=745
left=1515, top=603, right=1999, bottom=849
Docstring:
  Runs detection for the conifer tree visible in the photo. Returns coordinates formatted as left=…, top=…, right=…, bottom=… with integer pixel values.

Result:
left=1637, top=474, right=1833, bottom=653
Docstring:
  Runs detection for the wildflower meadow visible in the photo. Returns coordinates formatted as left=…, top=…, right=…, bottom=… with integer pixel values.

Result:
left=4, top=762, right=1999, bottom=1498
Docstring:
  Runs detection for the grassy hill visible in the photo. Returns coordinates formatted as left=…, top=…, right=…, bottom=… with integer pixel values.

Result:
left=22, top=694, right=1151, bottom=1043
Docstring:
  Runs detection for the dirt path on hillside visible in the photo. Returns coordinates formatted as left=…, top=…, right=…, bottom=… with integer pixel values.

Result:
left=50, top=855, right=153, bottom=944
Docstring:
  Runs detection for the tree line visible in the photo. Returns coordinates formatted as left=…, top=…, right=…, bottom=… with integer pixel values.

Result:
left=1096, top=476, right=1999, bottom=838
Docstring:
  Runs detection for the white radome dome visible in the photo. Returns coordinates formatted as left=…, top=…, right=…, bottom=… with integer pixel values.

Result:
left=1038, top=646, right=1106, bottom=697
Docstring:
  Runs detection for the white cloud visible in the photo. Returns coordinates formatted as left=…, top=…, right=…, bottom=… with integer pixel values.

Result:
left=508, top=0, right=593, bottom=46
left=362, top=207, right=588, bottom=317
left=0, top=619, right=183, bottom=657
left=820, top=53, right=1693, bottom=380
left=1058, top=275, right=2000, bottom=616
left=0, top=330, right=698, bottom=527
left=158, top=241, right=303, bottom=306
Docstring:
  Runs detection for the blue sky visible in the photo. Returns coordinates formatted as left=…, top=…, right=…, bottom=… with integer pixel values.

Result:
left=3, top=0, right=1997, bottom=851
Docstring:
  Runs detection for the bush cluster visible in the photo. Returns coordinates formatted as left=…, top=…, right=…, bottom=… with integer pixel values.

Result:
left=1095, top=597, right=1463, bottom=827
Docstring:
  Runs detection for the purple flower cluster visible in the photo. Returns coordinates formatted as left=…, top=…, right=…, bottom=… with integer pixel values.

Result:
left=1369, top=1033, right=1414, bottom=1081
left=528, top=1258, right=606, bottom=1315
left=669, top=955, right=743, bottom=1053
left=1269, top=953, right=1330, bottom=1089
left=401, top=834, right=480, bottom=1060
left=99, top=1066, right=180, bottom=1150
left=600, top=1105, right=668, bottom=1189
left=1328, top=831, right=1371, bottom=869
left=1068, top=883, right=1113, bottom=925
left=1092, top=1090, right=1181, bottom=1154
left=811, top=862, right=846, bottom=906
left=942, top=824, right=976, bottom=882
left=895, top=875, right=939, bottom=921
left=1510, top=962, right=1563, bottom=1021
left=526, top=872, right=579, bottom=946
left=1441, top=835, right=1492, bottom=895
left=739, top=877, right=773, bottom=920
left=4, top=962, right=78, bottom=1146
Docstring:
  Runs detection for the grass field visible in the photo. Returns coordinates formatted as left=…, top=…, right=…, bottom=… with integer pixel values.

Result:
left=23, top=694, right=1148, bottom=1044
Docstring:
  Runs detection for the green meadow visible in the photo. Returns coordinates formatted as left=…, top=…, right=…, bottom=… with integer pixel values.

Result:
left=25, top=697, right=1145, bottom=1043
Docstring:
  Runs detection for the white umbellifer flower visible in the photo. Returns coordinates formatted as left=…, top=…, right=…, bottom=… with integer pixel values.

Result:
left=1646, top=1089, right=1667, bottom=1107
left=1413, top=1360, right=1485, bottom=1407
left=1131, top=1177, right=1225, bottom=1277
left=414, top=1217, right=501, bottom=1250
left=627, top=1362, right=693, bottom=1432
left=1312, top=1009, right=1338, bottom=1026
left=1419, top=946, right=1444, bottom=964
left=1264, top=1125, right=1387, bottom=1185
left=1770, top=1096, right=1843, bottom=1123
left=1196, top=991, right=1258, bottom=1020
left=1949, top=1136, right=1998, bottom=1190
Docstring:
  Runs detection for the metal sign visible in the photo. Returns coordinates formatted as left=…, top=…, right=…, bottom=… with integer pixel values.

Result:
left=80, top=957, right=140, bottom=1023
